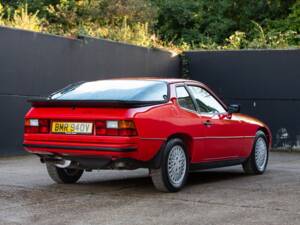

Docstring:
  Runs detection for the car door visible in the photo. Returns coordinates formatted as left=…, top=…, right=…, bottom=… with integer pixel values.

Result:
left=187, top=85, right=243, bottom=161
left=175, top=85, right=206, bottom=162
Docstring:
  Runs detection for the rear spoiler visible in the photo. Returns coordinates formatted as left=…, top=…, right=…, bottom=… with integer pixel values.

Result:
left=28, top=98, right=166, bottom=108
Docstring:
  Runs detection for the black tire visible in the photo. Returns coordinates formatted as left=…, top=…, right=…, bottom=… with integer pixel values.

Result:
left=150, top=138, right=189, bottom=192
left=242, top=131, right=269, bottom=175
left=46, top=163, right=83, bottom=184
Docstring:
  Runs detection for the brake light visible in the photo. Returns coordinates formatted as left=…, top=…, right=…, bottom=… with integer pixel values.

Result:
left=95, top=120, right=137, bottom=136
left=25, top=119, right=49, bottom=134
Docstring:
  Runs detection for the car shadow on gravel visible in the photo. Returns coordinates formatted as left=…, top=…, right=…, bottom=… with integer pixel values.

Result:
left=74, top=173, right=153, bottom=191
left=61, top=167, right=247, bottom=193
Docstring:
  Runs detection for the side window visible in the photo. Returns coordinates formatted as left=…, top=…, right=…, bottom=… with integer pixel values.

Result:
left=188, top=86, right=226, bottom=114
left=176, top=86, right=196, bottom=112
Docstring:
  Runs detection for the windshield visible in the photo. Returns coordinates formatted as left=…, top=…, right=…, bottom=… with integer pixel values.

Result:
left=49, top=80, right=168, bottom=102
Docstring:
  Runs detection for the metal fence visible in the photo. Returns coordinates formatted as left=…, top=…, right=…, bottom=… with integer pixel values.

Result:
left=185, top=49, right=300, bottom=149
left=0, top=26, right=180, bottom=156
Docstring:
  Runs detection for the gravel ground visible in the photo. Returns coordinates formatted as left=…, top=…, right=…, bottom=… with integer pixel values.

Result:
left=0, top=152, right=299, bottom=225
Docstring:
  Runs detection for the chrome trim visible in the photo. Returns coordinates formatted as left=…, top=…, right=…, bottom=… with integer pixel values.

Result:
left=193, top=136, right=255, bottom=140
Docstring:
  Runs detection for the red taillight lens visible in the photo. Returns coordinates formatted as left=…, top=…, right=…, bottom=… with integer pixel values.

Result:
left=39, top=119, right=49, bottom=133
left=95, top=121, right=106, bottom=135
left=95, top=120, right=137, bottom=136
left=118, top=129, right=137, bottom=136
left=106, top=128, right=119, bottom=136
left=24, top=126, right=39, bottom=133
left=39, top=119, right=49, bottom=126
left=24, top=119, right=49, bottom=134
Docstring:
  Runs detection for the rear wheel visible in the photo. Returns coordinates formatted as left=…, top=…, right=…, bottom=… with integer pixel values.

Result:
left=150, top=138, right=189, bottom=192
left=46, top=163, right=83, bottom=184
left=243, top=131, right=269, bottom=175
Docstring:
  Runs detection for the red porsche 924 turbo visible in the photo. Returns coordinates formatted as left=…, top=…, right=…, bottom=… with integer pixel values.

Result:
left=23, top=78, right=271, bottom=192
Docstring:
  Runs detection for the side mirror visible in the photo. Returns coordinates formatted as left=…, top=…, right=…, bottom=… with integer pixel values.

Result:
left=228, top=104, right=240, bottom=114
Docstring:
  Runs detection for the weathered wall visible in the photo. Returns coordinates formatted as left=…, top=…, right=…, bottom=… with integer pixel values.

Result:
left=0, top=26, right=180, bottom=156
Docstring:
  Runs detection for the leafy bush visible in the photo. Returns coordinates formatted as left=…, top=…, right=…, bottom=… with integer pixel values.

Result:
left=0, top=0, right=299, bottom=51
left=0, top=4, right=4, bottom=25
left=0, top=3, right=42, bottom=32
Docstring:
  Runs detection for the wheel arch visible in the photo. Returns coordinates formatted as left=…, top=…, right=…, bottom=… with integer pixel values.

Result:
left=257, top=127, right=272, bottom=148
left=166, top=133, right=194, bottom=162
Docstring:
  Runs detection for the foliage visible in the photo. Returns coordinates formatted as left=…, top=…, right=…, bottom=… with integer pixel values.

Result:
left=153, top=0, right=299, bottom=49
left=0, top=3, right=42, bottom=32
left=98, top=0, right=157, bottom=27
left=0, top=4, right=4, bottom=26
left=76, top=18, right=156, bottom=47
left=153, top=0, right=204, bottom=44
left=248, top=21, right=298, bottom=49
left=223, top=31, right=247, bottom=50
left=0, top=0, right=299, bottom=51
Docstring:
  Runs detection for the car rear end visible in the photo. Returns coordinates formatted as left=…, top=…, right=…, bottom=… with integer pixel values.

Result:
left=24, top=106, right=137, bottom=151
left=23, top=79, right=169, bottom=170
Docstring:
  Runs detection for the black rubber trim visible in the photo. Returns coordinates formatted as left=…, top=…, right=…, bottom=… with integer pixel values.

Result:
left=36, top=141, right=166, bottom=170
left=190, top=158, right=246, bottom=171
left=23, top=144, right=136, bottom=152
left=113, top=141, right=166, bottom=169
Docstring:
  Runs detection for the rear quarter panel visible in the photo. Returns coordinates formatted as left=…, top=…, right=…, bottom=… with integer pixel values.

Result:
left=133, top=101, right=205, bottom=162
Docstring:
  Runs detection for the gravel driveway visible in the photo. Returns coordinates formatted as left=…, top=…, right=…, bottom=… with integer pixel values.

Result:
left=0, top=152, right=299, bottom=225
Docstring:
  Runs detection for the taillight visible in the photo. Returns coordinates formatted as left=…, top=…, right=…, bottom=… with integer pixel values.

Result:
left=118, top=120, right=137, bottom=136
left=95, top=121, right=106, bottom=135
left=95, top=120, right=137, bottom=136
left=24, top=119, right=49, bottom=134
left=118, top=128, right=137, bottom=136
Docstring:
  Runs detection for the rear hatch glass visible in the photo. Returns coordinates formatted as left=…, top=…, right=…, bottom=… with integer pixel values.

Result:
left=49, top=80, right=168, bottom=102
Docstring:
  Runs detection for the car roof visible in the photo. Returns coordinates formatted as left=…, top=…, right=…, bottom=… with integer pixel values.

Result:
left=105, top=77, right=204, bottom=85
left=106, top=77, right=226, bottom=108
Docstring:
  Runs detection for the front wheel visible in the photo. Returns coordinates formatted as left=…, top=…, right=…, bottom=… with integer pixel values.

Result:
left=46, top=163, right=83, bottom=184
left=150, top=138, right=189, bottom=192
left=243, top=131, right=269, bottom=175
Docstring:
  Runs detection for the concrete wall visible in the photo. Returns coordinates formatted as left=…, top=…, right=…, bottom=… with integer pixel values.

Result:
left=185, top=49, right=300, bottom=148
left=0, top=26, right=180, bottom=156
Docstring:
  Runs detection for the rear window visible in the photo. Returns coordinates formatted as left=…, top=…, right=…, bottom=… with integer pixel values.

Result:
left=49, top=80, right=168, bottom=102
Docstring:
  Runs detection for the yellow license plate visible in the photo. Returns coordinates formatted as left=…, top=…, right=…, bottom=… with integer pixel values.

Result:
left=51, top=122, right=93, bottom=134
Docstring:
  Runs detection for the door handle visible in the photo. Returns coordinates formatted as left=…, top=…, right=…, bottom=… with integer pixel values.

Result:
left=203, top=120, right=213, bottom=126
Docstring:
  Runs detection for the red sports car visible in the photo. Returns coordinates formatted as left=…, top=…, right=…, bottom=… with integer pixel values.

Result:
left=23, top=78, right=271, bottom=192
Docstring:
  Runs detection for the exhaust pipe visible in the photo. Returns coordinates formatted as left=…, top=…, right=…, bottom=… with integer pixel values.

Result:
left=56, top=159, right=72, bottom=168
left=41, top=157, right=72, bottom=168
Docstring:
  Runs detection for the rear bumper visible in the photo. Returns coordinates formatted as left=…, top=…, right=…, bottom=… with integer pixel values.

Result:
left=38, top=142, right=165, bottom=170
left=24, top=140, right=165, bottom=169
left=23, top=134, right=165, bottom=162
left=23, top=144, right=136, bottom=152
